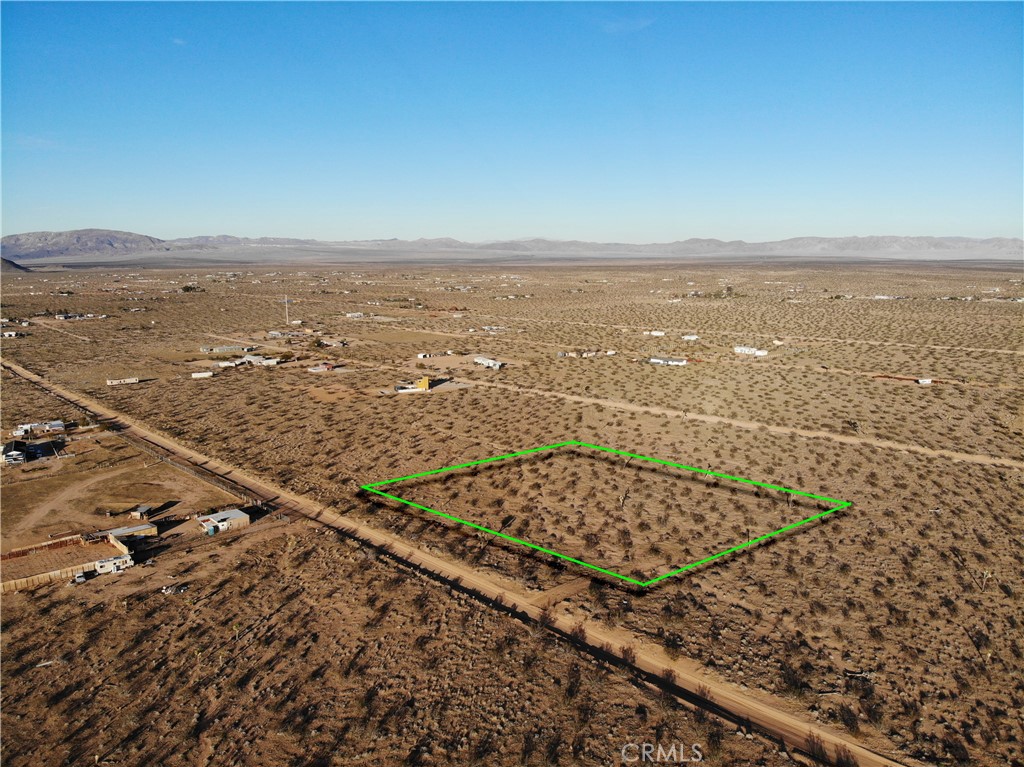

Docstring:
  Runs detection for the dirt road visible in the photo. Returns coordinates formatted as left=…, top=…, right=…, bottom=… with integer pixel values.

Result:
left=468, top=380, right=1024, bottom=470
left=0, top=357, right=911, bottom=767
left=476, top=312, right=1024, bottom=356
left=28, top=319, right=93, bottom=342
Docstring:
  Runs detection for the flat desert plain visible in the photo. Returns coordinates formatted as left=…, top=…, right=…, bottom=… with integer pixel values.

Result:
left=1, top=262, right=1021, bottom=767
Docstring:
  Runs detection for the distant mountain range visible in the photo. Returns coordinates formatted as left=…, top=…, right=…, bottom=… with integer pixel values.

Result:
left=2, top=228, right=1021, bottom=265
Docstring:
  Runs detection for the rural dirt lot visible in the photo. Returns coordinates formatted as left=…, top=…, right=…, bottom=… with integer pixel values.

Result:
left=1, top=262, right=1021, bottom=766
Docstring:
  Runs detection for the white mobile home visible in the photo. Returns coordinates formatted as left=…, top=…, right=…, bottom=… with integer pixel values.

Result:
left=473, top=356, right=504, bottom=370
left=94, top=553, right=134, bottom=574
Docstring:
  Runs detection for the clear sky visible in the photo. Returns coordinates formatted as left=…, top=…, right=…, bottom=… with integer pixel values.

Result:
left=2, top=1, right=1021, bottom=242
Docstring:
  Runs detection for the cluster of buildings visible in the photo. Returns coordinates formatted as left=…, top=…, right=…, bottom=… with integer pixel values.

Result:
left=648, top=357, right=689, bottom=367
left=200, top=344, right=257, bottom=354
left=3, top=418, right=69, bottom=465
left=734, top=346, right=769, bottom=357
left=54, top=312, right=108, bottom=321
left=11, top=420, right=65, bottom=437
left=1, top=508, right=253, bottom=592
left=557, top=350, right=616, bottom=358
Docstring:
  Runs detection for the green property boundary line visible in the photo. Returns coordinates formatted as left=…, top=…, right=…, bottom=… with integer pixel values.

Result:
left=360, top=441, right=852, bottom=588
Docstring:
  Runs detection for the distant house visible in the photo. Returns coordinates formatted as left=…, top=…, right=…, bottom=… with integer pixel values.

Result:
left=681, top=335, right=700, bottom=341
left=649, top=357, right=688, bottom=367
left=191, top=371, right=214, bottom=379
left=106, top=377, right=140, bottom=386
left=197, top=509, right=250, bottom=535
left=916, top=379, right=933, bottom=385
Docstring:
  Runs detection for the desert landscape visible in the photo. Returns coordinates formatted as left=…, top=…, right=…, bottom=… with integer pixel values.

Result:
left=1, top=254, right=1021, bottom=766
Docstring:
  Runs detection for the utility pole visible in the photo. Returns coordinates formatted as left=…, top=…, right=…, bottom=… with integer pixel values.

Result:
left=284, top=294, right=289, bottom=325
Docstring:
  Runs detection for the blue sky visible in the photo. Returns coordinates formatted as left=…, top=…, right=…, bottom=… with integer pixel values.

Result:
left=2, top=2, right=1021, bottom=241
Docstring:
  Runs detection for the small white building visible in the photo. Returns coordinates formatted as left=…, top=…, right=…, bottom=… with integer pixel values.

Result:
left=681, top=335, right=699, bottom=341
left=649, top=357, right=688, bottom=367
left=916, top=379, right=933, bottom=385
left=474, top=356, right=504, bottom=370
left=191, top=371, right=214, bottom=379
left=644, top=330, right=666, bottom=337
left=106, top=377, right=140, bottom=386
left=197, top=509, right=250, bottom=535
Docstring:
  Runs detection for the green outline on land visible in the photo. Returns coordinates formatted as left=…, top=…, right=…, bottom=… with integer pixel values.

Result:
left=360, top=441, right=851, bottom=588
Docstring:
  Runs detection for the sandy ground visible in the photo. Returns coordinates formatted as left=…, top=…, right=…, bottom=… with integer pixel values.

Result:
left=1, top=356, right=909, bottom=767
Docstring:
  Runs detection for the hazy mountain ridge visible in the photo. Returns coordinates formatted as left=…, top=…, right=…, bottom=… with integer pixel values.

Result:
left=1, top=257, right=31, bottom=272
left=1, top=229, right=173, bottom=260
left=2, top=228, right=1020, bottom=264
